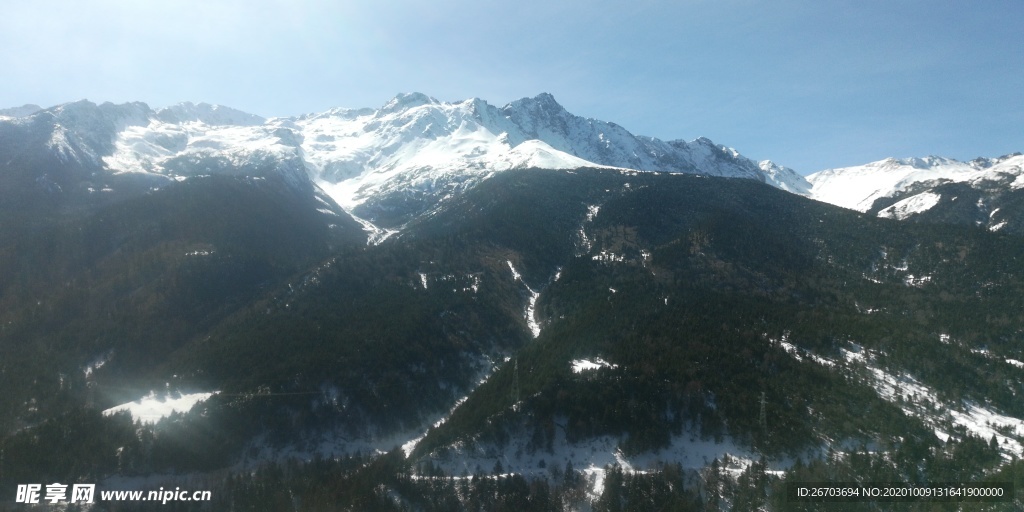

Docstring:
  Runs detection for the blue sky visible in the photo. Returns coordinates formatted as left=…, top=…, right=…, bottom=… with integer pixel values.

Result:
left=2, top=0, right=1020, bottom=173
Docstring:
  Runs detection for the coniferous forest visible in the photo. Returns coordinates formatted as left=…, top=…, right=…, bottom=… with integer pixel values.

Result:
left=2, top=167, right=1024, bottom=510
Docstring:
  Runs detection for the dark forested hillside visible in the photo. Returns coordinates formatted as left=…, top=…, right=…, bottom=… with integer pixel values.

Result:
left=0, top=174, right=364, bottom=433
left=3, top=168, right=1023, bottom=510
left=416, top=171, right=1024, bottom=457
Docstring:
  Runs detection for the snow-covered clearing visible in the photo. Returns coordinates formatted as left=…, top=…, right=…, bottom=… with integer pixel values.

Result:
left=103, top=391, right=218, bottom=424
left=424, top=417, right=782, bottom=505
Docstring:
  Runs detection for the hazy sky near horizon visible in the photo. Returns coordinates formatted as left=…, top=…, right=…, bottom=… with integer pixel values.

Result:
left=2, top=0, right=1020, bottom=174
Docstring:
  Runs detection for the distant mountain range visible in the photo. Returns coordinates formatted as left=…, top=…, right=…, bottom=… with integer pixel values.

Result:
left=3, top=94, right=1020, bottom=233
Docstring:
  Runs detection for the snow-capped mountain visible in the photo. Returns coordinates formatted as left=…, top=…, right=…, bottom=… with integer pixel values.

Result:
left=806, top=153, right=1024, bottom=232
left=300, top=92, right=809, bottom=216
left=0, top=93, right=809, bottom=226
left=18, top=93, right=1024, bottom=234
left=293, top=93, right=606, bottom=219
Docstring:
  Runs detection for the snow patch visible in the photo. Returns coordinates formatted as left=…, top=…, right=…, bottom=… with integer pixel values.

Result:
left=777, top=338, right=835, bottom=367
left=903, top=274, right=932, bottom=287
left=592, top=250, right=626, bottom=263
left=571, top=358, right=618, bottom=373
left=83, top=351, right=113, bottom=378
left=103, top=391, right=218, bottom=424
left=878, top=191, right=942, bottom=220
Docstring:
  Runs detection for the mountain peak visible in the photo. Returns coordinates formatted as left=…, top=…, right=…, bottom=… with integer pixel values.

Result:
left=759, top=160, right=811, bottom=194
left=47, top=99, right=151, bottom=133
left=379, top=92, right=437, bottom=115
left=50, top=99, right=99, bottom=116
left=155, top=102, right=265, bottom=126
left=875, top=156, right=957, bottom=170
left=532, top=92, right=559, bottom=104
left=970, top=152, right=1024, bottom=169
left=905, top=156, right=954, bottom=169
left=503, top=92, right=567, bottom=114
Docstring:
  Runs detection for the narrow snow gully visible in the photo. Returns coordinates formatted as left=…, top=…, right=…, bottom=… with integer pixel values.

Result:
left=507, top=261, right=563, bottom=338
left=346, top=209, right=399, bottom=245
left=507, top=261, right=541, bottom=338
left=402, top=360, right=501, bottom=459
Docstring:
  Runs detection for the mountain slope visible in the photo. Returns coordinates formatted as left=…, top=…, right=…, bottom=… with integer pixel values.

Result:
left=382, top=171, right=1024, bottom=511
left=0, top=173, right=365, bottom=434
left=3, top=167, right=1024, bottom=509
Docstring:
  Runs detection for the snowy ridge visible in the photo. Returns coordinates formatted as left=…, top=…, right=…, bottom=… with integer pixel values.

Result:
left=499, top=94, right=784, bottom=183
left=2, top=94, right=810, bottom=223
left=807, top=154, right=1024, bottom=213
left=155, top=102, right=265, bottom=126
left=296, top=94, right=604, bottom=209
left=759, top=159, right=810, bottom=194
